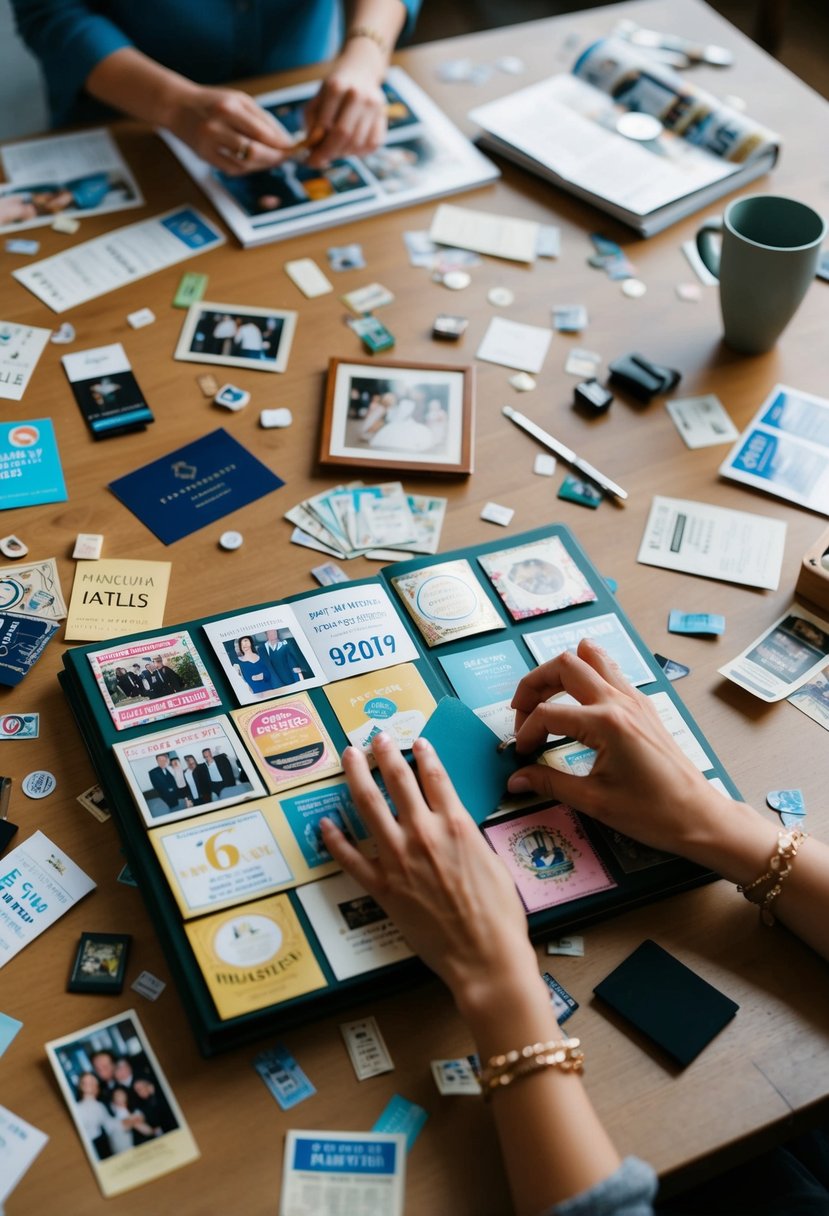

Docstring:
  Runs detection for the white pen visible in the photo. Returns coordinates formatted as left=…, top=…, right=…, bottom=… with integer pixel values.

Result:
left=502, top=406, right=629, bottom=502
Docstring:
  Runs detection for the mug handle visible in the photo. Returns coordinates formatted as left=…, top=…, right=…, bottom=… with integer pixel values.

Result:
left=696, top=216, right=723, bottom=280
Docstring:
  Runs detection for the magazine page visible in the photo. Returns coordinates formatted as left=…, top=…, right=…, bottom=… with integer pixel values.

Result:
left=470, top=37, right=778, bottom=220
left=0, top=129, right=143, bottom=235
left=573, top=38, right=777, bottom=165
left=162, top=67, right=498, bottom=246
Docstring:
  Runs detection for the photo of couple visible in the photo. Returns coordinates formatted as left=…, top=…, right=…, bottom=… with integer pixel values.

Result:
left=49, top=1017, right=178, bottom=1163
left=345, top=375, right=453, bottom=458
left=175, top=301, right=296, bottom=374
left=190, top=311, right=283, bottom=362
left=226, top=628, right=314, bottom=699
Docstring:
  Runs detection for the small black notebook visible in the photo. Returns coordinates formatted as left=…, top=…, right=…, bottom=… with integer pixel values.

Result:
left=593, top=939, right=739, bottom=1067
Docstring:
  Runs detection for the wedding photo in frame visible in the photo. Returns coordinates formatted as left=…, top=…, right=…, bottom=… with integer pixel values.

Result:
left=319, top=357, right=474, bottom=476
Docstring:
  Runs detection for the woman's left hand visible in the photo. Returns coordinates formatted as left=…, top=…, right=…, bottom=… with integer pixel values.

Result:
left=303, top=40, right=388, bottom=166
left=321, top=733, right=537, bottom=1015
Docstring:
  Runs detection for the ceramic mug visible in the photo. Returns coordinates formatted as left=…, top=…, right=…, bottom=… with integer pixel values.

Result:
left=696, top=194, right=826, bottom=354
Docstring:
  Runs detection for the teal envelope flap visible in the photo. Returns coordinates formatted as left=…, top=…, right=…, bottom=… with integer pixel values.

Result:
left=419, top=696, right=516, bottom=824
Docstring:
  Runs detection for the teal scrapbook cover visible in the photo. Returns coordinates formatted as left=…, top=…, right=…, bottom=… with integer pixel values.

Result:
left=61, top=524, right=736, bottom=1054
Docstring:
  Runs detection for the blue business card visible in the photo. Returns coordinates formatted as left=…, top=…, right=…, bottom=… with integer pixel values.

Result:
left=0, top=419, right=67, bottom=511
left=0, top=611, right=59, bottom=686
left=108, top=428, right=284, bottom=544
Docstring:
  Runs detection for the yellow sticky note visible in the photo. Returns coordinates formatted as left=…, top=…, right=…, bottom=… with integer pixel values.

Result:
left=65, top=559, right=171, bottom=641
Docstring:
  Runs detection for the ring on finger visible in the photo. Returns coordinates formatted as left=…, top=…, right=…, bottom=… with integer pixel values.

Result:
left=235, top=138, right=251, bottom=163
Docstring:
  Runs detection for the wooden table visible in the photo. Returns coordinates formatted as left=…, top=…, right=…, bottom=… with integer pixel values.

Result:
left=3, top=1, right=829, bottom=1211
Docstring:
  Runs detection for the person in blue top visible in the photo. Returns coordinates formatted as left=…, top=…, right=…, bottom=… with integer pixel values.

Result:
left=12, top=0, right=421, bottom=173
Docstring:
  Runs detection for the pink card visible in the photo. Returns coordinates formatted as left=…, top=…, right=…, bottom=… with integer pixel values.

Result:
left=484, top=804, right=616, bottom=912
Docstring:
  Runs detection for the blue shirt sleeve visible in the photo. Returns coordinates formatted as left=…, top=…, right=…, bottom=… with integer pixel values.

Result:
left=538, top=1158, right=658, bottom=1216
left=11, top=1, right=134, bottom=128
left=398, top=0, right=421, bottom=43
left=13, top=0, right=423, bottom=128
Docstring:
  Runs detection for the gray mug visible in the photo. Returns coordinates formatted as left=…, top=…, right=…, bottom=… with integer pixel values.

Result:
left=696, top=194, right=826, bottom=355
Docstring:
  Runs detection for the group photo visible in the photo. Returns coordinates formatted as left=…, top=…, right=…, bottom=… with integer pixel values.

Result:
left=47, top=1016, right=179, bottom=1163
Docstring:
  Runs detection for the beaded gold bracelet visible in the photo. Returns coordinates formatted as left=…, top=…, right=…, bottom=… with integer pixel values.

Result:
left=479, top=1038, right=584, bottom=1101
left=737, top=827, right=808, bottom=925
left=346, top=25, right=390, bottom=55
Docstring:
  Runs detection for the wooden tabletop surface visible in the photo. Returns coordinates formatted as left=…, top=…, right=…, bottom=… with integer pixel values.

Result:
left=2, top=1, right=829, bottom=1212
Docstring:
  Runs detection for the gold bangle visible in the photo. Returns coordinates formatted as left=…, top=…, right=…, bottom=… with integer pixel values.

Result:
left=737, top=828, right=807, bottom=925
left=479, top=1038, right=584, bottom=1101
left=346, top=24, right=390, bottom=55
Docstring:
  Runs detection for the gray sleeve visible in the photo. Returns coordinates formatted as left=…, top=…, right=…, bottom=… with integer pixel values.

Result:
left=537, top=1157, right=658, bottom=1216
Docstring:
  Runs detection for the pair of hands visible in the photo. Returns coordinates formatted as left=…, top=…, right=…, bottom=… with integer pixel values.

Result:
left=323, top=640, right=719, bottom=1010
left=170, top=39, right=387, bottom=175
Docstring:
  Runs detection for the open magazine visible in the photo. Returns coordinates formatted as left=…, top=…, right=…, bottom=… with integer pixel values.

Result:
left=469, top=37, right=779, bottom=237
left=0, top=129, right=143, bottom=235
left=163, top=67, right=498, bottom=248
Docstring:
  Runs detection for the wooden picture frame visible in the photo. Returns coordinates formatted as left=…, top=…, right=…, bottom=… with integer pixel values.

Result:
left=319, top=357, right=474, bottom=475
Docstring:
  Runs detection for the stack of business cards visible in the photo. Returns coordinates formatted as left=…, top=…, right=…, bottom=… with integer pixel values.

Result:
left=286, top=481, right=447, bottom=560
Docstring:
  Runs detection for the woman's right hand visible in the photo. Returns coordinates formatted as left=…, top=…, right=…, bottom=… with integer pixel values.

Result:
left=508, top=640, right=726, bottom=864
left=167, top=83, right=294, bottom=174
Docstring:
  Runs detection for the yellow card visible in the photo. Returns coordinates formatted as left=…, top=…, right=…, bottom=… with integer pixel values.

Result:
left=231, top=692, right=341, bottom=793
left=324, top=662, right=436, bottom=751
left=391, top=559, right=505, bottom=647
left=184, top=893, right=327, bottom=1020
left=65, top=558, right=171, bottom=641
left=150, top=788, right=369, bottom=918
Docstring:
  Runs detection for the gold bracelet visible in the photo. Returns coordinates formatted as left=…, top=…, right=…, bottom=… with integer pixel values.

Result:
left=737, top=828, right=807, bottom=925
left=480, top=1038, right=584, bottom=1101
left=346, top=25, right=390, bottom=55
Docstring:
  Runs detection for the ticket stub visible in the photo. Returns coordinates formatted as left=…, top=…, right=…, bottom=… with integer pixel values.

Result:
left=254, top=1044, right=316, bottom=1111
left=340, top=1016, right=394, bottom=1080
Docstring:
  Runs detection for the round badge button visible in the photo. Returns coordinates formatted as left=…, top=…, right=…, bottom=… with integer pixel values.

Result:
left=22, top=770, right=56, bottom=799
left=441, top=271, right=472, bottom=291
left=616, top=113, right=663, bottom=142
left=219, top=531, right=244, bottom=551
left=487, top=286, right=515, bottom=307
left=0, top=535, right=28, bottom=560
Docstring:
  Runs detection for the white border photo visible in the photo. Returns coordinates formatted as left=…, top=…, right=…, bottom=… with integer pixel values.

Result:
left=113, top=714, right=266, bottom=828
left=174, top=300, right=297, bottom=373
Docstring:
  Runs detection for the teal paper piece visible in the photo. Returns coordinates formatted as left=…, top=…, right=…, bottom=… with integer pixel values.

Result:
left=0, top=1011, right=23, bottom=1056
left=419, top=696, right=516, bottom=824
left=372, top=1093, right=428, bottom=1150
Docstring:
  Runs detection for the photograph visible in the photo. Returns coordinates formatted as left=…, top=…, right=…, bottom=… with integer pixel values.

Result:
left=320, top=357, right=474, bottom=475
left=87, top=630, right=222, bottom=731
left=746, top=613, right=829, bottom=683
left=218, top=152, right=375, bottom=224
left=113, top=715, right=266, bottom=828
left=478, top=536, right=598, bottom=621
left=68, top=932, right=131, bottom=994
left=364, top=134, right=449, bottom=196
left=46, top=1011, right=199, bottom=1197
left=174, top=300, right=297, bottom=373
left=203, top=606, right=324, bottom=706
left=337, top=894, right=387, bottom=931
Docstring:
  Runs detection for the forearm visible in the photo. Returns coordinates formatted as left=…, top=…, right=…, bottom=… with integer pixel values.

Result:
left=85, top=46, right=195, bottom=128
left=677, top=790, right=829, bottom=960
left=458, top=968, right=621, bottom=1216
left=346, top=0, right=407, bottom=58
